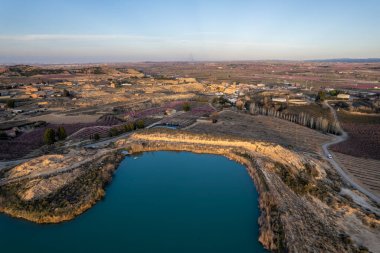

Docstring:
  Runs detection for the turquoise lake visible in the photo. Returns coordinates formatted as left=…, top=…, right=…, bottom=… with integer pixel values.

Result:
left=0, top=151, right=267, bottom=253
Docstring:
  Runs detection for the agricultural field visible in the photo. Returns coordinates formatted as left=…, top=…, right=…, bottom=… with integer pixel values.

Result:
left=188, top=110, right=332, bottom=154
left=332, top=152, right=380, bottom=196
left=123, top=61, right=380, bottom=89
left=0, top=123, right=98, bottom=160
left=331, top=111, right=380, bottom=160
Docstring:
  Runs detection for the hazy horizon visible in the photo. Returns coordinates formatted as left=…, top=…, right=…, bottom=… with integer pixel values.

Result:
left=1, top=0, right=380, bottom=64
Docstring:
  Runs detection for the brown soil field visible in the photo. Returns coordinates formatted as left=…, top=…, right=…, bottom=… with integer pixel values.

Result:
left=331, top=111, right=380, bottom=160
left=332, top=152, right=380, bottom=196
left=188, top=110, right=332, bottom=154
left=337, top=110, right=380, bottom=124
left=119, top=61, right=380, bottom=89
left=29, top=113, right=101, bottom=124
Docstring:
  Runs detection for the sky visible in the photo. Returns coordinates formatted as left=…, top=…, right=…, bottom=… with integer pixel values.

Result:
left=0, top=0, right=379, bottom=63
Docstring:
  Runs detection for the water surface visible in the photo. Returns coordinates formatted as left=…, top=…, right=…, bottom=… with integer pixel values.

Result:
left=0, top=151, right=266, bottom=253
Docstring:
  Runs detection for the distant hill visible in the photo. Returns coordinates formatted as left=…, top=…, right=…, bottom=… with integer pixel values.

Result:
left=306, top=58, right=380, bottom=63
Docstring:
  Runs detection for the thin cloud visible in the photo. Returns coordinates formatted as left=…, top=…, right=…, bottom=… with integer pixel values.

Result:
left=0, top=34, right=306, bottom=49
left=0, top=34, right=159, bottom=41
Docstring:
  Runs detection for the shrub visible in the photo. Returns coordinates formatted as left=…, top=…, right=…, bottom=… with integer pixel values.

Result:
left=276, top=163, right=312, bottom=195
left=94, top=133, right=100, bottom=140
left=316, top=91, right=326, bottom=102
left=108, top=127, right=121, bottom=137
left=0, top=131, right=7, bottom=139
left=6, top=99, right=15, bottom=108
left=124, top=123, right=135, bottom=132
left=43, top=128, right=56, bottom=145
left=56, top=126, right=67, bottom=140
left=183, top=103, right=191, bottom=112
left=62, top=89, right=70, bottom=97
left=135, top=119, right=145, bottom=129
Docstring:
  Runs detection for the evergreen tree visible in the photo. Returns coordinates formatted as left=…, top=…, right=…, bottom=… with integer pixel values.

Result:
left=135, top=119, right=145, bottom=129
left=183, top=103, right=191, bottom=112
left=43, top=128, right=56, bottom=145
left=6, top=99, right=15, bottom=108
left=57, top=126, right=67, bottom=140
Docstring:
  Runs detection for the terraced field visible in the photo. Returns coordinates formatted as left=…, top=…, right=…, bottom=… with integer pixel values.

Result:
left=332, top=152, right=380, bottom=196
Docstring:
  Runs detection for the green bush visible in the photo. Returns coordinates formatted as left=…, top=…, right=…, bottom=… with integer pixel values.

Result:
left=183, top=103, right=191, bottom=112
left=124, top=123, right=135, bottom=132
left=56, top=126, right=67, bottom=140
left=276, top=163, right=312, bottom=195
left=109, top=127, right=121, bottom=137
left=316, top=91, right=326, bottom=102
left=135, top=120, right=145, bottom=129
left=0, top=131, right=7, bottom=139
left=43, top=128, right=56, bottom=145
left=6, top=99, right=15, bottom=108
left=62, top=89, right=70, bottom=97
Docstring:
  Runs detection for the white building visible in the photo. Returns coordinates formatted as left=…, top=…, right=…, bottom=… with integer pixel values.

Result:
left=337, top=94, right=350, bottom=100
left=272, top=97, right=287, bottom=103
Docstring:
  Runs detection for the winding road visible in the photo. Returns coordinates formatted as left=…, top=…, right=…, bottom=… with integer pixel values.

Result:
left=322, top=101, right=380, bottom=204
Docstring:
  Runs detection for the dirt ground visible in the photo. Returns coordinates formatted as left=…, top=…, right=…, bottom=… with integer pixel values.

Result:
left=332, top=152, right=380, bottom=196
left=188, top=110, right=332, bottom=154
left=29, top=113, right=100, bottom=124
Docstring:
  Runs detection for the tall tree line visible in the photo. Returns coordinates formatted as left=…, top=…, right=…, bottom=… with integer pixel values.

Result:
left=249, top=103, right=341, bottom=135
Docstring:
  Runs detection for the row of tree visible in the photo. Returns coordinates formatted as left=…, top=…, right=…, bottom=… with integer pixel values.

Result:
left=249, top=103, right=341, bottom=135
left=108, top=119, right=145, bottom=137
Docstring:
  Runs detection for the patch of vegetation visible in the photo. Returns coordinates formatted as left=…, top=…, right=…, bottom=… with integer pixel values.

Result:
left=135, top=119, right=145, bottom=129
left=43, top=128, right=56, bottom=145
left=276, top=163, right=313, bottom=195
left=268, top=202, right=287, bottom=252
left=0, top=131, right=7, bottom=140
left=109, top=119, right=145, bottom=137
left=316, top=91, right=326, bottom=102
left=6, top=99, right=15, bottom=108
left=93, top=67, right=104, bottom=75
left=56, top=126, right=67, bottom=141
left=183, top=102, right=191, bottom=112
left=124, top=123, right=135, bottom=132
left=62, top=89, right=71, bottom=97
left=8, top=66, right=64, bottom=77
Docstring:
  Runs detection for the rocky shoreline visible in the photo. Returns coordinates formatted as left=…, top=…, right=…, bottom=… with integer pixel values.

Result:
left=0, top=152, right=124, bottom=223
left=0, top=129, right=379, bottom=252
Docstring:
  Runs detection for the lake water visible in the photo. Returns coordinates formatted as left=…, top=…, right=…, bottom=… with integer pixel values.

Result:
left=0, top=151, right=266, bottom=253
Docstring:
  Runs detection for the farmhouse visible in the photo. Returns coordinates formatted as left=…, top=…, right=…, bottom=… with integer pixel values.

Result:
left=272, top=97, right=287, bottom=103
left=337, top=94, right=350, bottom=100
left=288, top=99, right=308, bottom=105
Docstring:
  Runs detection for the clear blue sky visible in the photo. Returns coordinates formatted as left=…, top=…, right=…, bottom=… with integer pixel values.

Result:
left=0, top=0, right=379, bottom=63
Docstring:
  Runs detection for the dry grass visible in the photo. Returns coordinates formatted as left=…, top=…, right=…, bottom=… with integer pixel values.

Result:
left=188, top=110, right=332, bottom=153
